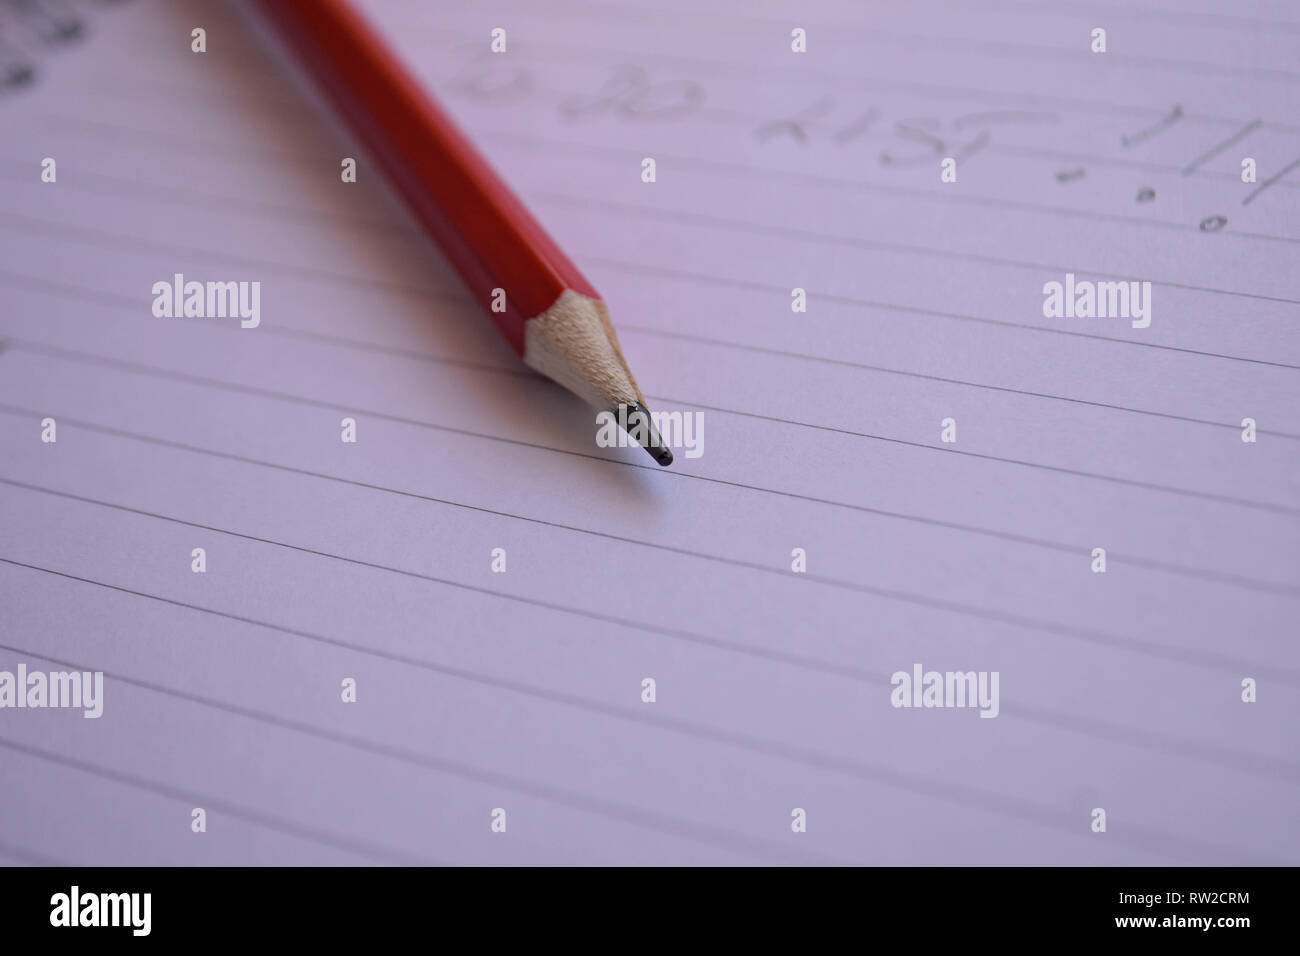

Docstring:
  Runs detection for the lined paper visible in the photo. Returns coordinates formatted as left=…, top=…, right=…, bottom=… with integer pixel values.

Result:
left=0, top=0, right=1296, bottom=865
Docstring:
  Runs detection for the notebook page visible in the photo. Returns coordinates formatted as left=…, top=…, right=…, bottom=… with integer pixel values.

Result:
left=0, top=0, right=1296, bottom=864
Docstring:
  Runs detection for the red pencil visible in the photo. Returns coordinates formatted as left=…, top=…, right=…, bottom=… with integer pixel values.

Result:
left=251, top=0, right=672, bottom=465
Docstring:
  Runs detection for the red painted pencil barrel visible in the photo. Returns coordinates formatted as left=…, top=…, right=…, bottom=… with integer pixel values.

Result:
left=251, top=0, right=599, bottom=355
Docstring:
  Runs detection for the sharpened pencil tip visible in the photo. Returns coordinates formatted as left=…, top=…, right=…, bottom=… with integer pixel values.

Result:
left=619, top=402, right=674, bottom=467
left=646, top=443, right=674, bottom=467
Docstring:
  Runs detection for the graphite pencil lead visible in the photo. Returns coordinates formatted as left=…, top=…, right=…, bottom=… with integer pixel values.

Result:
left=620, top=402, right=674, bottom=467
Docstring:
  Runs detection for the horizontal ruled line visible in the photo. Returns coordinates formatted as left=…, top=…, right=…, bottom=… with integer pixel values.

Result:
left=580, top=256, right=1300, bottom=371
left=536, top=193, right=1300, bottom=307
left=3, top=336, right=1299, bottom=590
left=6, top=315, right=1299, bottom=519
left=4, top=268, right=1294, bottom=443
left=37, top=73, right=1300, bottom=245
left=0, top=631, right=845, bottom=865
left=0, top=736, right=432, bottom=865
left=919, top=0, right=1300, bottom=34
left=2, top=476, right=1297, bottom=780
left=0, top=580, right=1278, bottom=864
left=4, top=405, right=1298, bottom=663
left=0, top=838, right=66, bottom=867
left=479, top=0, right=1300, bottom=85
left=115, top=2, right=1300, bottom=130
left=478, top=127, right=1300, bottom=246
left=4, top=157, right=1297, bottom=366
